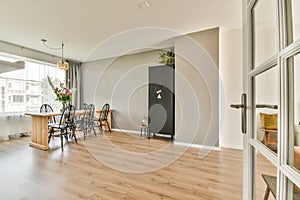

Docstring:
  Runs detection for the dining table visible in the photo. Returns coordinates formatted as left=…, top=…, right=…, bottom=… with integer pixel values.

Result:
left=25, top=109, right=112, bottom=150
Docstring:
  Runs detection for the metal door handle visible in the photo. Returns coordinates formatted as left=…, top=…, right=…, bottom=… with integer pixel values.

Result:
left=230, top=93, right=247, bottom=134
left=231, top=104, right=244, bottom=109
left=256, top=104, right=278, bottom=109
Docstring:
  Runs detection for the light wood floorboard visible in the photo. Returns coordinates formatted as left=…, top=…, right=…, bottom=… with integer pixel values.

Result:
left=0, top=131, right=273, bottom=199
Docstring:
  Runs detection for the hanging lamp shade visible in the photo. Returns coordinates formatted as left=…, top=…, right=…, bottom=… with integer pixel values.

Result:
left=57, top=60, right=69, bottom=70
left=41, top=39, right=69, bottom=71
left=57, top=43, right=69, bottom=70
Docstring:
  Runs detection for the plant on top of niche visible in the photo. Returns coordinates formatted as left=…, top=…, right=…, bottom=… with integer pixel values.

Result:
left=159, top=50, right=175, bottom=66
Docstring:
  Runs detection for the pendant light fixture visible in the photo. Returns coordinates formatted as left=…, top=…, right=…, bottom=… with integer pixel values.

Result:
left=57, top=43, right=69, bottom=70
left=41, top=39, right=69, bottom=70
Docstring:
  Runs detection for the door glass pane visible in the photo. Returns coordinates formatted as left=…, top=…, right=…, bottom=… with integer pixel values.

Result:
left=286, top=178, right=300, bottom=199
left=255, top=152, right=277, bottom=199
left=291, top=0, right=300, bottom=42
left=255, top=66, right=278, bottom=153
left=288, top=53, right=300, bottom=171
left=252, top=0, right=278, bottom=68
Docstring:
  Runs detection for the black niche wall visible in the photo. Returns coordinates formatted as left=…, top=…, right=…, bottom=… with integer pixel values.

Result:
left=148, top=65, right=175, bottom=140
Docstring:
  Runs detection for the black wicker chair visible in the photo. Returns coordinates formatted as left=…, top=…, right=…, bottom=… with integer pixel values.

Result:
left=48, top=104, right=77, bottom=150
left=96, top=103, right=111, bottom=132
left=40, top=104, right=56, bottom=124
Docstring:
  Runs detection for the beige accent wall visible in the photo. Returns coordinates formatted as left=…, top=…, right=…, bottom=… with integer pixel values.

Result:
left=174, top=28, right=219, bottom=146
left=81, top=50, right=160, bottom=130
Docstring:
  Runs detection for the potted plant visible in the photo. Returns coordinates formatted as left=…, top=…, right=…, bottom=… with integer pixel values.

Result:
left=159, top=50, right=175, bottom=66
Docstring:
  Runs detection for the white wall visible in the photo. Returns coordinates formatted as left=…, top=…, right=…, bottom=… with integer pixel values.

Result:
left=219, top=28, right=243, bottom=149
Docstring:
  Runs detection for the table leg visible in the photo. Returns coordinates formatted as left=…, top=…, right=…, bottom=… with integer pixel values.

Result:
left=29, top=115, right=49, bottom=150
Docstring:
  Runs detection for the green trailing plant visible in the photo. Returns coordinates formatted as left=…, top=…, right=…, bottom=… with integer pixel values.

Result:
left=159, top=50, right=175, bottom=66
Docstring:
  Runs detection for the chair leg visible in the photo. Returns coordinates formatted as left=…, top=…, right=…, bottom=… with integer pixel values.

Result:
left=106, top=120, right=111, bottom=132
left=74, top=133, right=77, bottom=143
left=70, top=127, right=77, bottom=143
left=48, top=128, right=53, bottom=144
left=83, top=126, right=87, bottom=140
left=97, top=124, right=102, bottom=132
left=99, top=120, right=103, bottom=130
left=147, top=128, right=150, bottom=139
left=83, top=122, right=88, bottom=140
left=48, top=133, right=52, bottom=144
left=93, top=126, right=97, bottom=136
left=90, top=122, right=97, bottom=136
left=60, top=134, right=64, bottom=151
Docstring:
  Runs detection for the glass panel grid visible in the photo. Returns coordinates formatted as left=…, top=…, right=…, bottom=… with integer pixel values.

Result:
left=291, top=0, right=300, bottom=43
left=254, top=66, right=279, bottom=153
left=287, top=52, right=300, bottom=175
left=252, top=0, right=278, bottom=68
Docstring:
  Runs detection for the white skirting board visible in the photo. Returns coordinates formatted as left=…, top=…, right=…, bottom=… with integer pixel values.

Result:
left=111, top=128, right=140, bottom=134
left=112, top=128, right=220, bottom=151
left=219, top=144, right=243, bottom=150
left=173, top=141, right=220, bottom=151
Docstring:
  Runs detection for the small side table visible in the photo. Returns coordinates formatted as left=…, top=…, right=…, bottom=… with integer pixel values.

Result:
left=140, top=125, right=150, bottom=139
left=259, top=128, right=277, bottom=151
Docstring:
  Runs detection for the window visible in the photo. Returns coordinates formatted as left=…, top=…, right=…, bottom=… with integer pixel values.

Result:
left=0, top=58, right=65, bottom=115
left=12, top=95, right=24, bottom=103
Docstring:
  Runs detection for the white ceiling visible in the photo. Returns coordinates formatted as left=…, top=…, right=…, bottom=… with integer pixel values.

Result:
left=0, top=0, right=241, bottom=62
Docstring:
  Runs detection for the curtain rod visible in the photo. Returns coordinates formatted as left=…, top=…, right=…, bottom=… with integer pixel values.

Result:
left=0, top=40, right=81, bottom=64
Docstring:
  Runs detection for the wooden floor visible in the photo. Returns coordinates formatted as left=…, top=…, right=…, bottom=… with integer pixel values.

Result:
left=0, top=131, right=271, bottom=199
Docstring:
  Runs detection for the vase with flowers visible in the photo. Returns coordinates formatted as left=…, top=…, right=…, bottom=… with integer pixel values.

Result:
left=47, top=76, right=73, bottom=112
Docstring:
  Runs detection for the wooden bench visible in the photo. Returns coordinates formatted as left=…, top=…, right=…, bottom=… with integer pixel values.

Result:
left=262, top=174, right=300, bottom=199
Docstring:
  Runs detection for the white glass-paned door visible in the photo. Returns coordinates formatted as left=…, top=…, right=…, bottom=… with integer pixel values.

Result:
left=244, top=0, right=300, bottom=199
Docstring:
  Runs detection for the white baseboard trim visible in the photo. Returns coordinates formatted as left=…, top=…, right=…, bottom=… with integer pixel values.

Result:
left=220, top=144, right=243, bottom=150
left=111, top=129, right=173, bottom=139
left=174, top=141, right=220, bottom=151
left=112, top=128, right=140, bottom=135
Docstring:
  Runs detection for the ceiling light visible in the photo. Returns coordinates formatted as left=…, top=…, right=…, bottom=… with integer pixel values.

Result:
left=138, top=1, right=151, bottom=10
left=41, top=39, right=69, bottom=71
